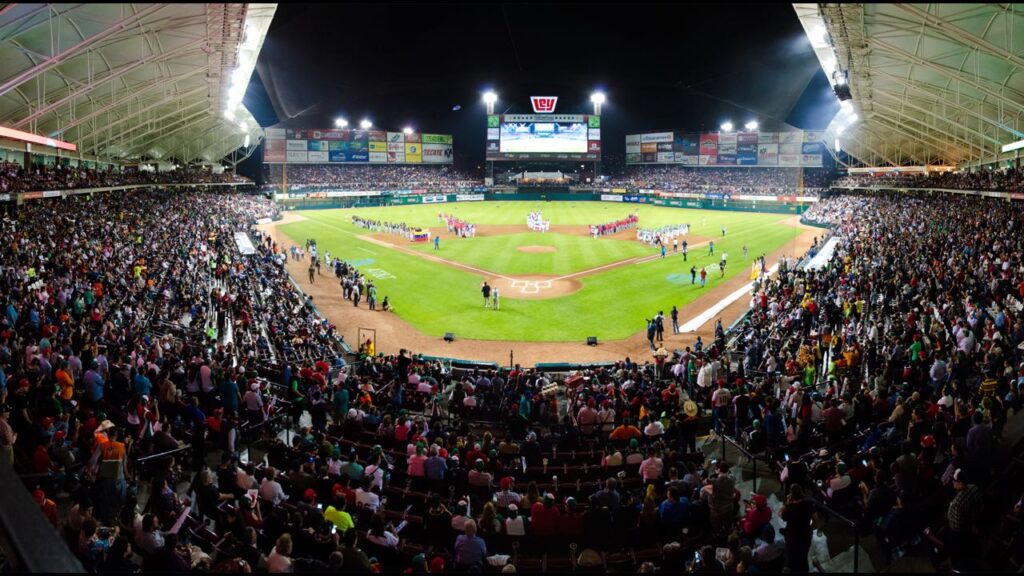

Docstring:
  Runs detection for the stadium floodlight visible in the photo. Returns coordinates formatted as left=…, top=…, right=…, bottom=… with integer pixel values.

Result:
left=848, top=114, right=858, bottom=123
left=244, top=134, right=250, bottom=148
left=590, top=91, right=606, bottom=115
left=335, top=118, right=348, bottom=128
left=834, top=138, right=841, bottom=152
left=238, top=121, right=248, bottom=132
left=360, top=119, right=372, bottom=129
left=720, top=121, right=734, bottom=133
left=403, top=126, right=413, bottom=135
left=483, top=90, right=498, bottom=114
left=223, top=109, right=233, bottom=120
left=744, top=120, right=759, bottom=131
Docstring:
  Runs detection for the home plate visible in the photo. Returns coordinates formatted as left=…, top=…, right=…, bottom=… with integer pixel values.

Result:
left=511, top=279, right=552, bottom=294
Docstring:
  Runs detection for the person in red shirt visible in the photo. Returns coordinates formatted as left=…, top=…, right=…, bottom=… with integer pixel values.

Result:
left=557, top=497, right=584, bottom=541
left=529, top=494, right=561, bottom=538
left=739, top=493, right=772, bottom=537
left=34, top=489, right=59, bottom=528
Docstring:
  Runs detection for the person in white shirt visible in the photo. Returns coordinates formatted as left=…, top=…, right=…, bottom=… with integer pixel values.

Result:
left=504, top=504, right=526, bottom=536
left=366, top=514, right=400, bottom=548
left=355, top=478, right=381, bottom=512
left=259, top=469, right=288, bottom=506
left=643, top=416, right=665, bottom=438
left=268, top=534, right=294, bottom=573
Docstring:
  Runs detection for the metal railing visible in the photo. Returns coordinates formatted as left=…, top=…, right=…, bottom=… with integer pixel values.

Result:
left=0, top=464, right=84, bottom=572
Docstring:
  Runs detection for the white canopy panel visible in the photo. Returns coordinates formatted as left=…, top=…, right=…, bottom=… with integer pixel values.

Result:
left=0, top=3, right=276, bottom=164
left=794, top=3, right=1024, bottom=168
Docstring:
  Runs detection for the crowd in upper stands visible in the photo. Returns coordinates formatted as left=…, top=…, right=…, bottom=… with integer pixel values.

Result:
left=2, top=180, right=1024, bottom=574
left=606, top=167, right=831, bottom=197
left=833, top=166, right=1024, bottom=192
left=276, top=165, right=481, bottom=191
left=0, top=161, right=249, bottom=193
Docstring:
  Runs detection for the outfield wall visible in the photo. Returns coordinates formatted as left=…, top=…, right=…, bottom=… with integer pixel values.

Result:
left=279, top=189, right=813, bottom=215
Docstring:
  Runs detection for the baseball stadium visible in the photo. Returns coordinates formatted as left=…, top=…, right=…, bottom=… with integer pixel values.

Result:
left=1, top=3, right=1023, bottom=574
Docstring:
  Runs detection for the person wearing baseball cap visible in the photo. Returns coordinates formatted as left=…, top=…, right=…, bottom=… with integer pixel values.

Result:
left=34, top=488, right=59, bottom=527
left=741, top=493, right=772, bottom=537
left=947, top=468, right=981, bottom=536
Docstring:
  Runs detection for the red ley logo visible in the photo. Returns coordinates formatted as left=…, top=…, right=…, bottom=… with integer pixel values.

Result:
left=530, top=96, right=558, bottom=113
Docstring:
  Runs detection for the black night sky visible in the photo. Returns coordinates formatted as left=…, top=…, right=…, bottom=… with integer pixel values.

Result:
left=240, top=3, right=839, bottom=178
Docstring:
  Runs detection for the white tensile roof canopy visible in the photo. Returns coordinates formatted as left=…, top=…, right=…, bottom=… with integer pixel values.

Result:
left=794, top=3, right=1024, bottom=169
left=0, top=3, right=275, bottom=166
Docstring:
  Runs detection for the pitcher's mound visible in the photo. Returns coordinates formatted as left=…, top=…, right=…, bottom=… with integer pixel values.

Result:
left=517, top=245, right=557, bottom=253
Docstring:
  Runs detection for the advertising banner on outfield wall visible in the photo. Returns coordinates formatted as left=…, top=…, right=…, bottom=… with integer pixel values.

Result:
left=626, top=153, right=641, bottom=164
left=422, top=143, right=454, bottom=163
left=778, top=154, right=799, bottom=166
left=456, top=194, right=485, bottom=202
left=780, top=143, right=801, bottom=155
left=778, top=131, right=802, bottom=144
left=716, top=154, right=737, bottom=165
left=757, top=143, right=778, bottom=165
left=387, top=152, right=405, bottom=163
left=369, top=141, right=388, bottom=152
left=642, top=152, right=657, bottom=163
left=387, top=132, right=404, bottom=143
left=626, top=134, right=641, bottom=144
left=265, top=128, right=286, bottom=139
left=626, top=143, right=641, bottom=154
left=757, top=132, right=778, bottom=144
left=718, top=141, right=737, bottom=155
left=405, top=143, right=422, bottom=163
left=677, top=135, right=699, bottom=156
left=404, top=132, right=421, bottom=143
left=369, top=152, right=388, bottom=163
left=308, top=151, right=329, bottom=162
left=423, top=134, right=453, bottom=144
left=699, top=155, right=716, bottom=165
left=422, top=194, right=447, bottom=203
left=804, top=131, right=823, bottom=142
left=641, top=132, right=673, bottom=143
left=657, top=152, right=674, bottom=163
left=286, top=150, right=309, bottom=162
left=737, top=151, right=758, bottom=165
left=699, top=134, right=718, bottom=155
left=588, top=128, right=601, bottom=140
left=657, top=142, right=674, bottom=152
left=679, top=154, right=699, bottom=165
left=641, top=142, right=657, bottom=153
left=601, top=194, right=623, bottom=202
left=387, top=142, right=404, bottom=152
left=737, top=132, right=758, bottom=145
left=801, top=154, right=823, bottom=167
left=264, top=139, right=286, bottom=162
left=287, top=140, right=307, bottom=151
left=368, top=130, right=386, bottom=142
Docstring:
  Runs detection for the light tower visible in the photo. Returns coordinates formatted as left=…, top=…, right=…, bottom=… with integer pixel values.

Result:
left=590, top=91, right=606, bottom=116
left=482, top=91, right=498, bottom=115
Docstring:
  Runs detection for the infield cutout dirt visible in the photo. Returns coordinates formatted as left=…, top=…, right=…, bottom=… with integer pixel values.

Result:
left=487, top=275, right=582, bottom=300
left=517, top=245, right=557, bottom=253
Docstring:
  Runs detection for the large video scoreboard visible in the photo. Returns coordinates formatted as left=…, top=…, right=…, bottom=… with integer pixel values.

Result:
left=263, top=128, right=453, bottom=164
left=486, top=114, right=601, bottom=161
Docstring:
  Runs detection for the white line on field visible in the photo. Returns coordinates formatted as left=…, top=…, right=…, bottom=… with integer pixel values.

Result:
left=678, top=263, right=779, bottom=333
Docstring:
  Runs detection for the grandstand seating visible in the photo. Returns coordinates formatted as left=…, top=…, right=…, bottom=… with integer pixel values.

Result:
left=2, top=185, right=1023, bottom=574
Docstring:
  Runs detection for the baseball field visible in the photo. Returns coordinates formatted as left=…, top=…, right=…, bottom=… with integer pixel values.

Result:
left=275, top=201, right=803, bottom=342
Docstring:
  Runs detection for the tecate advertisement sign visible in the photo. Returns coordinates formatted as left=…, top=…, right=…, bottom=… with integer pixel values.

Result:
left=530, top=96, right=558, bottom=113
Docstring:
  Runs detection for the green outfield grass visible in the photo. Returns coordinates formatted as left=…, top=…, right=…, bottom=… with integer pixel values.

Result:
left=277, top=202, right=802, bottom=342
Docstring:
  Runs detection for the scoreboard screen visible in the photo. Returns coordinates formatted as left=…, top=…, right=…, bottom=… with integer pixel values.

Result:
left=486, top=114, right=601, bottom=161
left=499, top=122, right=588, bottom=153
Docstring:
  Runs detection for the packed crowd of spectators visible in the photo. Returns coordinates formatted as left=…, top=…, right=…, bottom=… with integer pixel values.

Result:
left=833, top=167, right=1024, bottom=192
left=4, top=182, right=1024, bottom=574
left=0, top=161, right=249, bottom=193
left=606, top=167, right=832, bottom=197
left=276, top=165, right=482, bottom=191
